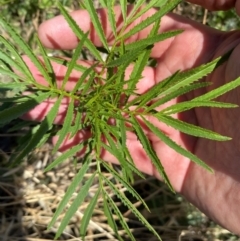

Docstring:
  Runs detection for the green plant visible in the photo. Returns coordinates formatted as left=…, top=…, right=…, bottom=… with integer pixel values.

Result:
left=1, top=0, right=240, bottom=240
left=208, top=9, right=240, bottom=31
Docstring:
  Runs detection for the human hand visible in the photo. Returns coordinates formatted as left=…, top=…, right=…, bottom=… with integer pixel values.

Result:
left=188, top=0, right=240, bottom=12
left=23, top=3, right=240, bottom=235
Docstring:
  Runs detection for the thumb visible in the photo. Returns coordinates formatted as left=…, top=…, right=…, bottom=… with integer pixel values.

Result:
left=187, top=0, right=236, bottom=11
left=235, top=0, right=240, bottom=15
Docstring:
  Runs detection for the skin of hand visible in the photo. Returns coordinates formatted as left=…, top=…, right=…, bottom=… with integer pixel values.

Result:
left=188, top=0, right=240, bottom=14
left=22, top=0, right=240, bottom=235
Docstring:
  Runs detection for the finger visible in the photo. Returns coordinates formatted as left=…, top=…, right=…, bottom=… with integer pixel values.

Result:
left=38, top=5, right=223, bottom=67
left=22, top=56, right=95, bottom=91
left=38, top=5, right=141, bottom=49
left=24, top=55, right=155, bottom=92
left=187, top=0, right=235, bottom=11
left=236, top=1, right=240, bottom=15
left=21, top=97, right=72, bottom=123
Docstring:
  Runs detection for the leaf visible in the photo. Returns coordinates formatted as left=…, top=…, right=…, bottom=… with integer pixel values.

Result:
left=48, top=159, right=90, bottom=229
left=0, top=92, right=50, bottom=125
left=123, top=147, right=146, bottom=179
left=94, top=118, right=101, bottom=158
left=119, top=0, right=127, bottom=22
left=101, top=142, right=145, bottom=179
left=11, top=95, right=62, bottom=166
left=130, top=114, right=173, bottom=191
left=7, top=120, right=33, bottom=132
left=0, top=35, right=35, bottom=81
left=72, top=63, right=98, bottom=94
left=0, top=17, right=52, bottom=85
left=117, top=30, right=182, bottom=51
left=156, top=114, right=232, bottom=141
left=142, top=116, right=213, bottom=172
left=61, top=31, right=89, bottom=90
left=130, top=53, right=230, bottom=109
left=119, top=119, right=126, bottom=149
left=58, top=3, right=103, bottom=62
left=193, top=76, right=240, bottom=101
left=8, top=124, right=41, bottom=162
left=97, top=111, right=129, bottom=122
left=0, top=67, right=28, bottom=81
left=153, top=0, right=168, bottom=7
left=103, top=194, right=124, bottom=241
left=101, top=123, right=120, bottom=139
left=125, top=0, right=146, bottom=23
left=101, top=140, right=132, bottom=179
left=36, top=36, right=55, bottom=87
left=50, top=57, right=88, bottom=72
left=0, top=35, right=23, bottom=63
left=0, top=82, right=28, bottom=90
left=104, top=176, right=162, bottom=241
left=107, top=0, right=117, bottom=37
left=127, top=17, right=161, bottom=100
left=69, top=110, right=82, bottom=138
left=160, top=100, right=237, bottom=115
left=102, top=162, right=149, bottom=211
left=55, top=172, right=96, bottom=239
left=99, top=0, right=107, bottom=7
left=81, top=70, right=95, bottom=95
left=0, top=51, right=27, bottom=75
left=107, top=56, right=128, bottom=104
left=80, top=189, right=100, bottom=237
left=99, top=123, right=144, bottom=180
left=36, top=131, right=53, bottom=148
left=128, top=0, right=161, bottom=23
left=106, top=46, right=149, bottom=67
left=146, top=82, right=211, bottom=111
left=100, top=126, right=128, bottom=169
left=105, top=118, right=134, bottom=182
left=126, top=70, right=180, bottom=109
left=44, top=142, right=86, bottom=172
left=104, top=189, right=136, bottom=241
left=122, top=0, right=181, bottom=40
left=53, top=99, right=75, bottom=153
left=156, top=54, right=230, bottom=98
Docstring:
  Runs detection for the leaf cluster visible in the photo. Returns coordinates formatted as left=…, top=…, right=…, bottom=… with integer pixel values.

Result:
left=0, top=0, right=240, bottom=240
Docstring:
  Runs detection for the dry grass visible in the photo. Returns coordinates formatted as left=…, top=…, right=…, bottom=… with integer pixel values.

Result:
left=1, top=1, right=240, bottom=241
left=0, top=143, right=237, bottom=240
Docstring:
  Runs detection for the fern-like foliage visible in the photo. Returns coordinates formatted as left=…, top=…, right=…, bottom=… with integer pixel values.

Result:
left=0, top=0, right=240, bottom=240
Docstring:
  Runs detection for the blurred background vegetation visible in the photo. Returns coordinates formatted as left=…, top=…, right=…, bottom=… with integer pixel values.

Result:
left=0, top=1, right=240, bottom=240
